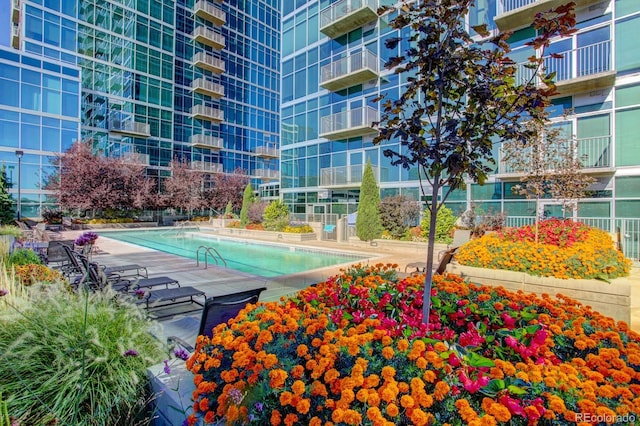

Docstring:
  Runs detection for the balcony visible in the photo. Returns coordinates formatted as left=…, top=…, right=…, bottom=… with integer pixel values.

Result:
left=495, top=0, right=602, bottom=32
left=254, top=168, right=279, bottom=180
left=190, top=134, right=223, bottom=150
left=320, top=0, right=378, bottom=39
left=255, top=145, right=279, bottom=158
left=12, top=0, right=19, bottom=23
left=496, top=136, right=613, bottom=179
left=192, top=26, right=225, bottom=50
left=194, top=1, right=226, bottom=26
left=193, top=52, right=225, bottom=74
left=320, top=106, right=379, bottom=140
left=190, top=105, right=224, bottom=123
left=320, top=164, right=379, bottom=188
left=109, top=119, right=151, bottom=137
left=544, top=41, right=615, bottom=95
left=191, top=78, right=225, bottom=98
left=123, top=153, right=150, bottom=165
left=11, top=25, right=19, bottom=49
left=192, top=161, right=223, bottom=173
left=321, top=50, right=381, bottom=91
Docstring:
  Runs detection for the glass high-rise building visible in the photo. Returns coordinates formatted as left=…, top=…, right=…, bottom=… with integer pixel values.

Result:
left=4, top=0, right=280, bottom=214
left=281, top=0, right=640, bottom=259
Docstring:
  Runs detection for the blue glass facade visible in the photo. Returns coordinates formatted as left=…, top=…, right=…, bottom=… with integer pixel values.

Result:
left=0, top=46, right=81, bottom=218
left=6, top=0, right=280, bottom=213
left=283, top=0, right=640, bottom=231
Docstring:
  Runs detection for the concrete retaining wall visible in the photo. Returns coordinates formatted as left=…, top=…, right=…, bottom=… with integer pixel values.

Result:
left=446, top=263, right=630, bottom=324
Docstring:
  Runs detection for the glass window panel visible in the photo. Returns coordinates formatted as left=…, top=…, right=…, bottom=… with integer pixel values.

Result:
left=61, top=92, right=78, bottom=117
left=42, top=88, right=61, bottom=114
left=615, top=108, right=640, bottom=166
left=616, top=200, right=640, bottom=217
left=616, top=83, right=640, bottom=108
left=578, top=202, right=610, bottom=217
left=43, top=20, right=60, bottom=46
left=42, top=126, right=60, bottom=152
left=0, top=79, right=19, bottom=107
left=21, top=123, right=41, bottom=149
left=21, top=84, right=41, bottom=110
left=616, top=0, right=640, bottom=17
left=616, top=16, right=640, bottom=72
left=616, top=176, right=640, bottom=198
left=0, top=120, right=19, bottom=148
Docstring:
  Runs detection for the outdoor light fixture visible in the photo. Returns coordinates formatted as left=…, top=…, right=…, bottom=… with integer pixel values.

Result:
left=15, top=150, right=23, bottom=220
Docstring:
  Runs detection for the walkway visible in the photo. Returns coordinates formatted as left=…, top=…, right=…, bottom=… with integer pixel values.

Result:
left=60, top=228, right=640, bottom=342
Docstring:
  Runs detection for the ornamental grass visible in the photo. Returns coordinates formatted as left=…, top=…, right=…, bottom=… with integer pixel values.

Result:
left=185, top=264, right=640, bottom=425
left=455, top=219, right=630, bottom=280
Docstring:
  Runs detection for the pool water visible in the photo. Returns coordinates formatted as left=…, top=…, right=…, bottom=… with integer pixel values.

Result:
left=100, top=229, right=367, bottom=278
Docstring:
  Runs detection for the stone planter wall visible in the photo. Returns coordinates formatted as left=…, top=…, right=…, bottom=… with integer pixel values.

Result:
left=446, top=263, right=630, bottom=324
left=208, top=227, right=317, bottom=242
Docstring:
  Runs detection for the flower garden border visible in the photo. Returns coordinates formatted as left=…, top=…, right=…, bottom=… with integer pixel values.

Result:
left=446, top=262, right=631, bottom=323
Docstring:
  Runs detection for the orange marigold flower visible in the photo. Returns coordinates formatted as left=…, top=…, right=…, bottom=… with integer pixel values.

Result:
left=198, top=397, right=210, bottom=412
left=433, top=342, right=448, bottom=352
left=309, top=417, right=322, bottom=426
left=268, top=369, right=288, bottom=388
left=283, top=413, right=298, bottom=426
left=382, top=346, right=395, bottom=360
left=381, top=366, right=396, bottom=381
left=366, top=406, right=383, bottom=423
left=264, top=353, right=278, bottom=369
left=488, top=403, right=511, bottom=422
left=415, top=357, right=428, bottom=369
left=386, top=403, right=399, bottom=417
left=410, top=408, right=430, bottom=426
left=400, top=394, right=415, bottom=409
left=203, top=411, right=216, bottom=423
left=331, top=408, right=345, bottom=423
left=297, top=344, right=309, bottom=357
left=434, top=381, right=450, bottom=401
left=270, top=409, right=282, bottom=426
left=423, top=370, right=437, bottom=383
left=292, top=380, right=306, bottom=396
left=397, top=339, right=410, bottom=351
left=342, top=409, right=363, bottom=425
left=297, top=398, right=311, bottom=414
left=279, top=391, right=293, bottom=406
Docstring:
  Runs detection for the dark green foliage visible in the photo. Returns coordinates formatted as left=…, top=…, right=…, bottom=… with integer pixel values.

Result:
left=8, top=248, right=44, bottom=266
left=0, top=166, right=15, bottom=225
left=373, top=0, right=577, bottom=323
left=224, top=200, right=234, bottom=218
left=379, top=195, right=421, bottom=239
left=356, top=162, right=383, bottom=242
left=420, top=206, right=457, bottom=244
left=262, top=200, right=289, bottom=231
left=239, top=183, right=254, bottom=226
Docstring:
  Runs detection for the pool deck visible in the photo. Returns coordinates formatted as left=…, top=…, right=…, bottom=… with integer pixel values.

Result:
left=59, top=228, right=640, bottom=342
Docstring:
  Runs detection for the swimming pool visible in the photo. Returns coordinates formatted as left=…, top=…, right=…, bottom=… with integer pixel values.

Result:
left=100, top=229, right=368, bottom=278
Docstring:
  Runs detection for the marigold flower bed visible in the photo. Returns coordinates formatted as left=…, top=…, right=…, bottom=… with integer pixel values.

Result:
left=185, top=264, right=640, bottom=425
left=455, top=219, right=630, bottom=280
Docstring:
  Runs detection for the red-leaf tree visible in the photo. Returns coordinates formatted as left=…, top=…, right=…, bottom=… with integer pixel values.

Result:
left=373, top=0, right=577, bottom=325
left=162, top=158, right=206, bottom=216
left=207, top=168, right=249, bottom=213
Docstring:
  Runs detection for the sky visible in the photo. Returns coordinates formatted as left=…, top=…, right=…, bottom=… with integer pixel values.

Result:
left=0, top=0, right=10, bottom=47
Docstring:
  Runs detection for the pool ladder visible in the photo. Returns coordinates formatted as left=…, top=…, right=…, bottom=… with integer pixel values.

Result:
left=196, top=245, right=227, bottom=269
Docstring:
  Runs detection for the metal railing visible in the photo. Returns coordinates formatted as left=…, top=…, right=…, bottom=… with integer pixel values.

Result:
left=194, top=0, right=226, bottom=24
left=190, top=105, right=224, bottom=121
left=320, top=106, right=378, bottom=135
left=255, top=146, right=279, bottom=158
left=320, top=0, right=377, bottom=29
left=193, top=52, right=225, bottom=73
left=190, top=134, right=223, bottom=150
left=545, top=40, right=611, bottom=82
left=499, top=0, right=537, bottom=13
left=191, top=78, right=224, bottom=97
left=254, top=168, right=279, bottom=179
left=321, top=50, right=380, bottom=84
left=320, top=164, right=380, bottom=186
left=109, top=119, right=150, bottom=136
left=196, top=245, right=227, bottom=269
left=578, top=136, right=611, bottom=169
left=192, top=161, right=223, bottom=173
left=192, top=26, right=226, bottom=48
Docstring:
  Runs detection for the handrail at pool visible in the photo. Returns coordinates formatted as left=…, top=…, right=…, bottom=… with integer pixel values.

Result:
left=196, top=245, right=227, bottom=269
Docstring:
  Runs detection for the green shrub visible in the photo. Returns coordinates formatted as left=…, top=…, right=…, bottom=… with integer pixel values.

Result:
left=420, top=205, right=457, bottom=244
left=7, top=248, right=43, bottom=266
left=0, top=285, right=164, bottom=425
left=262, top=200, right=289, bottom=231
left=239, top=184, right=254, bottom=226
left=0, top=226, right=21, bottom=237
left=355, top=162, right=383, bottom=241
left=379, top=195, right=421, bottom=239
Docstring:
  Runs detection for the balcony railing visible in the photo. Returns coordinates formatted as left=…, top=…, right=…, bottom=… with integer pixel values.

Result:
left=192, top=161, right=223, bottom=173
left=254, top=168, right=279, bottom=180
left=192, top=26, right=225, bottom=50
left=255, top=146, right=279, bottom=158
left=11, top=24, right=19, bottom=48
left=191, top=78, right=225, bottom=98
left=194, top=1, right=226, bottom=26
left=320, top=164, right=379, bottom=187
left=190, top=134, right=223, bottom=150
left=497, top=135, right=612, bottom=176
left=193, top=52, right=225, bottom=74
left=109, top=119, right=151, bottom=137
left=123, top=153, right=150, bottom=165
left=320, top=50, right=380, bottom=91
left=320, top=0, right=378, bottom=38
left=495, top=0, right=602, bottom=32
left=320, top=106, right=379, bottom=140
left=190, top=105, right=224, bottom=123
left=546, top=41, right=611, bottom=81
left=12, top=0, right=19, bottom=23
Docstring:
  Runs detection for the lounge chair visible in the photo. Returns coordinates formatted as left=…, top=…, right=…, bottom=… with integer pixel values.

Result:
left=404, top=229, right=473, bottom=274
left=167, top=287, right=267, bottom=351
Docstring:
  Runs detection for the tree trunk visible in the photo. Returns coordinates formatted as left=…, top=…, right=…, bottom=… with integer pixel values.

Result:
left=422, top=181, right=440, bottom=326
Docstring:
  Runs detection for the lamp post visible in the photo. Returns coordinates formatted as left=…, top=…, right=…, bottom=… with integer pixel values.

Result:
left=15, top=150, right=23, bottom=220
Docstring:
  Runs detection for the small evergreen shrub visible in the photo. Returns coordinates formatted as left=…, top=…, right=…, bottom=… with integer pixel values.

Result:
left=239, top=184, right=255, bottom=226
left=379, top=195, right=421, bottom=239
left=262, top=200, right=290, bottom=231
left=420, top=205, right=457, bottom=244
left=355, top=162, right=383, bottom=241
left=7, top=248, right=43, bottom=266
